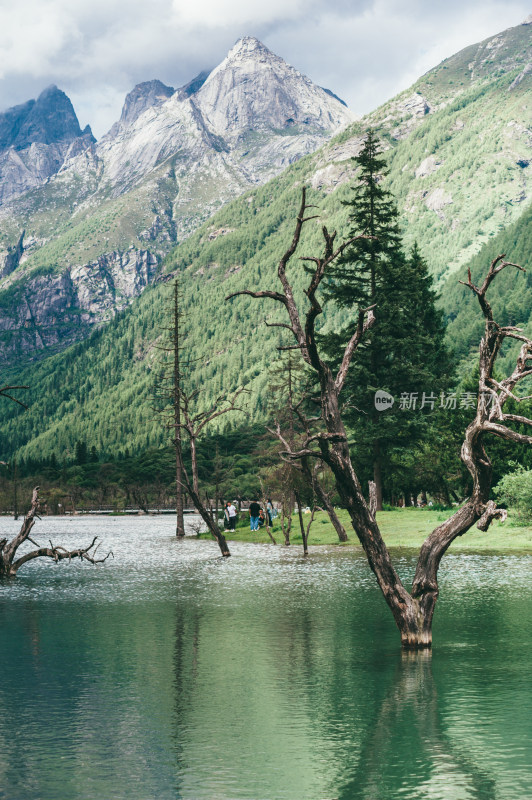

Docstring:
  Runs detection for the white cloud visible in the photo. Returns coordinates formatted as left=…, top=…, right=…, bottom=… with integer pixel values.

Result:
left=0, top=0, right=529, bottom=137
left=266, top=0, right=531, bottom=114
left=0, top=1, right=80, bottom=78
left=171, top=0, right=307, bottom=27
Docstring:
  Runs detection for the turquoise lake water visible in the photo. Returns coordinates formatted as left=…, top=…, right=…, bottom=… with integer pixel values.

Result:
left=0, top=515, right=530, bottom=800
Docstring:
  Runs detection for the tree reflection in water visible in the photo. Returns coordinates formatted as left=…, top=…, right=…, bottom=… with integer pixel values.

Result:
left=337, top=650, right=497, bottom=800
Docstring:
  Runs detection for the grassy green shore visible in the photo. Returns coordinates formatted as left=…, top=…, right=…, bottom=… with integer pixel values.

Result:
left=219, top=508, right=532, bottom=552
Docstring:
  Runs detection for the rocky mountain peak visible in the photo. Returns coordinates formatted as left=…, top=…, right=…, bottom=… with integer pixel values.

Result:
left=0, top=85, right=96, bottom=205
left=177, top=70, right=211, bottom=99
left=117, top=80, right=175, bottom=130
left=0, top=84, right=84, bottom=152
left=196, top=35, right=354, bottom=138
left=204, top=36, right=281, bottom=86
left=226, top=36, right=271, bottom=59
left=101, top=80, right=177, bottom=140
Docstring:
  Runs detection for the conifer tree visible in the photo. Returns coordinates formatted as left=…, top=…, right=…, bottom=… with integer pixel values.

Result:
left=75, top=440, right=88, bottom=466
left=324, top=131, right=452, bottom=508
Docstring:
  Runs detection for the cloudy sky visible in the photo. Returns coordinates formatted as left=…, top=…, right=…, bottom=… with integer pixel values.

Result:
left=0, top=0, right=529, bottom=138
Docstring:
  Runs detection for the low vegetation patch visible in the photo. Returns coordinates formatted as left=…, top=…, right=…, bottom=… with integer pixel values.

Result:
left=220, top=508, right=532, bottom=552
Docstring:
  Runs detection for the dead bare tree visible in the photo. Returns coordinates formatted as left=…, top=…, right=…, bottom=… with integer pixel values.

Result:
left=178, top=387, right=247, bottom=557
left=227, top=188, right=532, bottom=648
left=0, top=487, right=112, bottom=577
left=294, top=489, right=308, bottom=555
left=267, top=354, right=348, bottom=542
left=294, top=486, right=321, bottom=556
left=153, top=279, right=186, bottom=536
left=270, top=419, right=348, bottom=543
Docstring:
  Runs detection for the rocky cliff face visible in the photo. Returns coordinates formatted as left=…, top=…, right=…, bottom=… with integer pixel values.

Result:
left=0, top=248, right=159, bottom=364
left=0, top=231, right=25, bottom=278
left=97, top=91, right=226, bottom=194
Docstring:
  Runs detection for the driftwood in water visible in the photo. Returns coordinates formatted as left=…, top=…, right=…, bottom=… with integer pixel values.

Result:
left=0, top=487, right=112, bottom=577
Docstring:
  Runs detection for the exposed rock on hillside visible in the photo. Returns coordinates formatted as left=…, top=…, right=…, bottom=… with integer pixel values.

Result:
left=0, top=248, right=159, bottom=363
left=378, top=92, right=432, bottom=140
left=424, top=187, right=453, bottom=217
left=0, top=231, right=24, bottom=278
left=415, top=156, right=442, bottom=178
left=509, top=62, right=532, bottom=90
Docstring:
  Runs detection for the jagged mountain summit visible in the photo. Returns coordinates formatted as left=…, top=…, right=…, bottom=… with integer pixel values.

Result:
left=194, top=36, right=351, bottom=139
left=0, top=85, right=86, bottom=150
left=96, top=36, right=354, bottom=196
left=0, top=37, right=354, bottom=362
left=0, top=85, right=95, bottom=204
left=107, top=80, right=176, bottom=136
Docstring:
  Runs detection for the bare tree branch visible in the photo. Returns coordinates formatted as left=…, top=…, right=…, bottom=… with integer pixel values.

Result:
left=335, top=306, right=376, bottom=393
left=0, top=385, right=29, bottom=408
left=225, top=289, right=287, bottom=305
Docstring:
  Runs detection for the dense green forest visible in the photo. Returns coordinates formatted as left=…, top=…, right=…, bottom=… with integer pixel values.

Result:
left=0, top=424, right=274, bottom=514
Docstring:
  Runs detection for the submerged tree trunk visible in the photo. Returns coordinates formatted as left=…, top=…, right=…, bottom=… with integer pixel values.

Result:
left=186, top=434, right=230, bottom=557
left=280, top=498, right=292, bottom=545
left=294, top=490, right=308, bottom=556
left=301, top=459, right=348, bottom=542
left=316, top=482, right=347, bottom=542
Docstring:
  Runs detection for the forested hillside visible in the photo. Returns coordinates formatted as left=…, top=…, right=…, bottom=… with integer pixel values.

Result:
left=0, top=20, right=530, bottom=462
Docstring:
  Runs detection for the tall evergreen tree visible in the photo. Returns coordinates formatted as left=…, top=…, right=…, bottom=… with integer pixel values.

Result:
left=324, top=131, right=452, bottom=508
left=75, top=440, right=88, bottom=466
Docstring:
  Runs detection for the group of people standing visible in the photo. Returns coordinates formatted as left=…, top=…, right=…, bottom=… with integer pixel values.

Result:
left=223, top=499, right=277, bottom=532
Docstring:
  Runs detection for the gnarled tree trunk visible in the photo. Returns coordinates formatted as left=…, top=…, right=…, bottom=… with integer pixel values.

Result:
left=228, top=190, right=530, bottom=648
